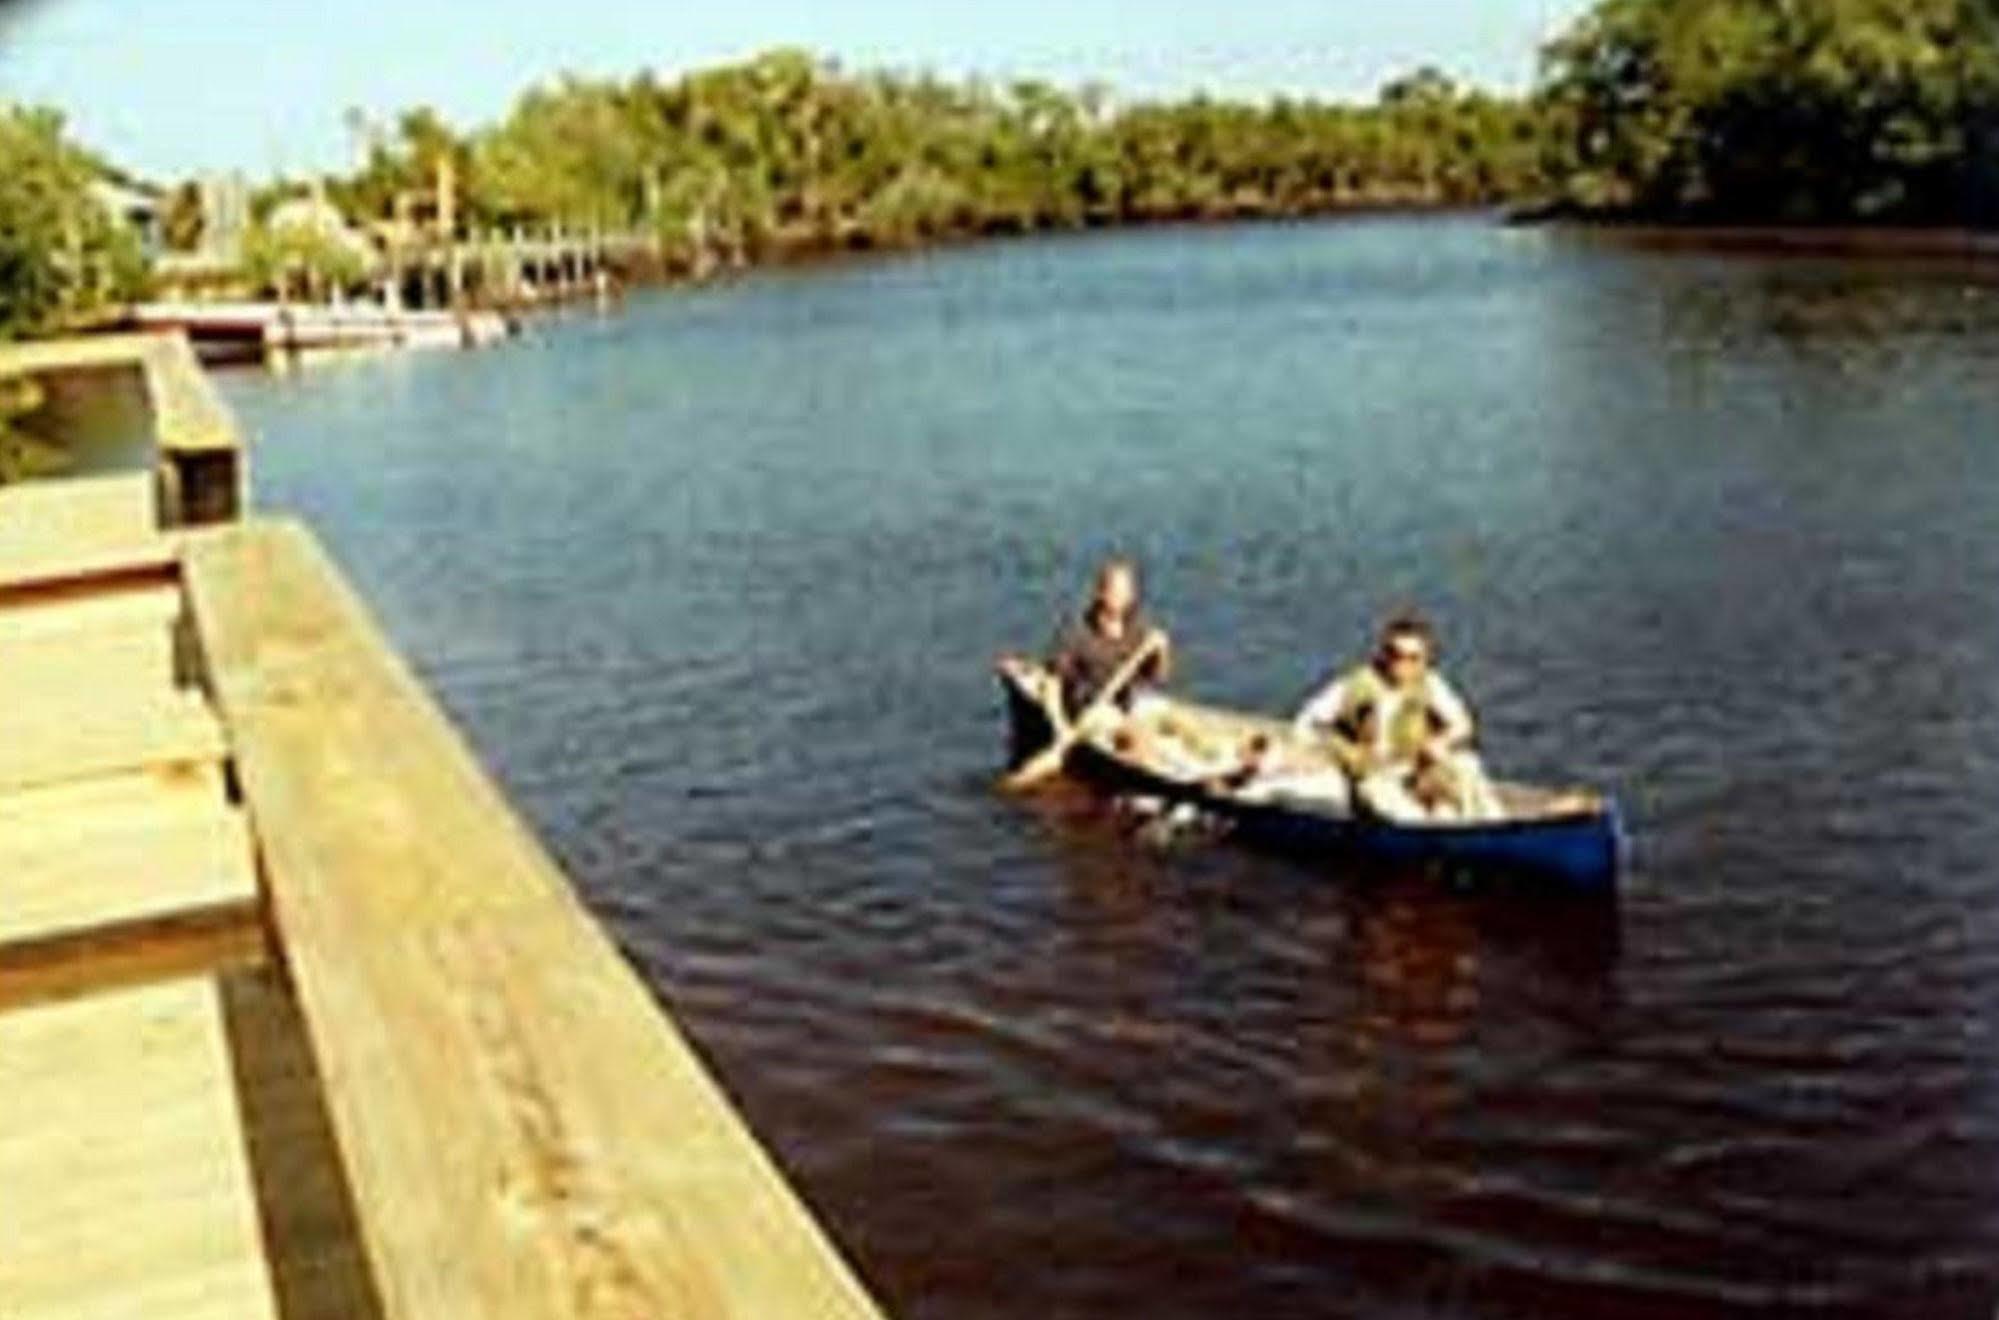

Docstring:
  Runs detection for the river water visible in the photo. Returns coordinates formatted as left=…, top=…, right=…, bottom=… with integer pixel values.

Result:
left=218, top=215, right=1999, bottom=1319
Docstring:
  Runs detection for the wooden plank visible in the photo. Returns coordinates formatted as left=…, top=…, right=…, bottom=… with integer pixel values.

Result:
left=0, top=537, right=179, bottom=595
left=0, top=472, right=166, bottom=589
left=182, top=519, right=885, bottom=1320
left=0, top=333, right=162, bottom=382
left=0, top=916, right=263, bottom=1014
left=0, top=331, right=183, bottom=379
left=0, top=626, right=178, bottom=702
left=0, top=765, right=245, bottom=884
left=0, top=773, right=263, bottom=1008
left=0, top=579, right=183, bottom=708
left=0, top=557, right=178, bottom=608
left=0, top=799, right=260, bottom=957
left=0, top=760, right=224, bottom=829
left=0, top=976, right=281, bottom=1319
left=0, top=471, right=158, bottom=552
left=0, top=577, right=181, bottom=639
left=142, top=334, right=244, bottom=523
left=141, top=333, right=240, bottom=457
left=0, top=690, right=225, bottom=795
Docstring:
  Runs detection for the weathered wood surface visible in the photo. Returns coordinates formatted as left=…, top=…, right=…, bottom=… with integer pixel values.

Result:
left=0, top=577, right=182, bottom=709
left=0, top=472, right=164, bottom=588
left=0, top=623, right=256, bottom=1008
left=0, top=759, right=226, bottom=827
left=0, top=537, right=179, bottom=595
left=0, top=792, right=260, bottom=965
left=0, top=912, right=265, bottom=1014
left=141, top=334, right=240, bottom=458
left=182, top=519, right=884, bottom=1320
left=0, top=546, right=254, bottom=1007
left=0, top=575, right=180, bottom=638
left=0, top=975, right=280, bottom=1320
left=0, top=690, right=225, bottom=796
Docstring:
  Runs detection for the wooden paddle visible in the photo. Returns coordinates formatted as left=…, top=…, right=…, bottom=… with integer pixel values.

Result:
left=1003, top=629, right=1166, bottom=791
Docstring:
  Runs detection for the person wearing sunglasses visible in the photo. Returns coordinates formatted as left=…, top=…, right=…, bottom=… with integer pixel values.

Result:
left=1292, top=612, right=1501, bottom=822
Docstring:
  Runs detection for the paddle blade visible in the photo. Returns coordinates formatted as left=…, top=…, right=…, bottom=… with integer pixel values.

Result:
left=1000, top=743, right=1068, bottom=791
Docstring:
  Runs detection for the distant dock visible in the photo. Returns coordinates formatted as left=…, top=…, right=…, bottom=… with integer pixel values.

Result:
left=0, top=332, right=885, bottom=1319
left=142, top=226, right=654, bottom=364
left=128, top=301, right=512, bottom=365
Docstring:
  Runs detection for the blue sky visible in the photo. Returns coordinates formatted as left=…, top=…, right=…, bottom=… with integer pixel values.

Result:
left=0, top=0, right=1593, bottom=181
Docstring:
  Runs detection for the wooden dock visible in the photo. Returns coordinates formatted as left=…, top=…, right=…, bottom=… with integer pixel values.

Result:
left=129, top=302, right=514, bottom=365
left=0, top=333, right=886, bottom=1319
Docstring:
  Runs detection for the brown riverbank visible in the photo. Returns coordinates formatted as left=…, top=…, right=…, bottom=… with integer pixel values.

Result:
left=1507, top=204, right=1999, bottom=264
left=616, top=195, right=1500, bottom=290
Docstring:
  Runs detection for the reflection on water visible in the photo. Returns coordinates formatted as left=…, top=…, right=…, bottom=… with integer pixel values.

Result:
left=1663, top=264, right=1999, bottom=371
left=2, top=362, right=156, bottom=480
left=986, top=788, right=1633, bottom=1316
left=220, top=216, right=1999, bottom=1318
left=1349, top=880, right=1490, bottom=1129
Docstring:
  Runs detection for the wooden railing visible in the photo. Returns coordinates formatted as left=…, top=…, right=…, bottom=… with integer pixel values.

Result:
left=0, top=331, right=244, bottom=526
left=182, top=519, right=885, bottom=1319
left=0, top=334, right=886, bottom=1319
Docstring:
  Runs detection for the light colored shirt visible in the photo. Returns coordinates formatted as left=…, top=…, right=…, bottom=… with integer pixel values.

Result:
left=1293, top=666, right=1475, bottom=763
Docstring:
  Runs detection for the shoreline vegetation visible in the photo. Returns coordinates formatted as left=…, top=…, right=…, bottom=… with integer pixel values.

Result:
left=1, top=0, right=1996, bottom=356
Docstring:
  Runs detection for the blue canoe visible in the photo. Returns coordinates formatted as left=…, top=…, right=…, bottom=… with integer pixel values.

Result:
left=1001, top=667, right=1624, bottom=894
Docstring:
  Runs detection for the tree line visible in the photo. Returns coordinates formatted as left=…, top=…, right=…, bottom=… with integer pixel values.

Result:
left=0, top=106, right=147, bottom=475
left=4, top=0, right=1999, bottom=343
left=0, top=105, right=147, bottom=341
left=1536, top=0, right=1999, bottom=224
left=310, top=1, right=1999, bottom=253
left=318, top=52, right=1545, bottom=276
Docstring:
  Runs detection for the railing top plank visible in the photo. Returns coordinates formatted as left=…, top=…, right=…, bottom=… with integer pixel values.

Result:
left=140, top=333, right=240, bottom=455
left=0, top=331, right=239, bottom=456
left=181, top=520, right=885, bottom=1320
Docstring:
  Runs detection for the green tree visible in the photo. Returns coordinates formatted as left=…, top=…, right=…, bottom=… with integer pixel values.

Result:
left=310, top=51, right=1565, bottom=279
left=161, top=179, right=205, bottom=251
left=240, top=219, right=369, bottom=300
left=1538, top=0, right=1999, bottom=222
left=0, top=374, right=67, bottom=484
left=0, top=105, right=148, bottom=340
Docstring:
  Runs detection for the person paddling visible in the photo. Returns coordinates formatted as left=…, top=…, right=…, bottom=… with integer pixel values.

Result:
left=1293, top=612, right=1502, bottom=822
left=1044, top=557, right=1172, bottom=722
left=997, top=558, right=1176, bottom=786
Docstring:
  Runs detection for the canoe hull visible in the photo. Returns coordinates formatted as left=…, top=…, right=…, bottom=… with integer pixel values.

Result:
left=1001, top=673, right=1624, bottom=894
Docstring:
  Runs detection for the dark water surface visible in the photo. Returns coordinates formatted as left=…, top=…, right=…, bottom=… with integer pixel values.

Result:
left=218, top=216, right=1999, bottom=1319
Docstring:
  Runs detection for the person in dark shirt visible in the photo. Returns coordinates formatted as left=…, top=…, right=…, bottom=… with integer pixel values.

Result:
left=996, top=558, right=1181, bottom=778
left=1044, top=557, right=1173, bottom=719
